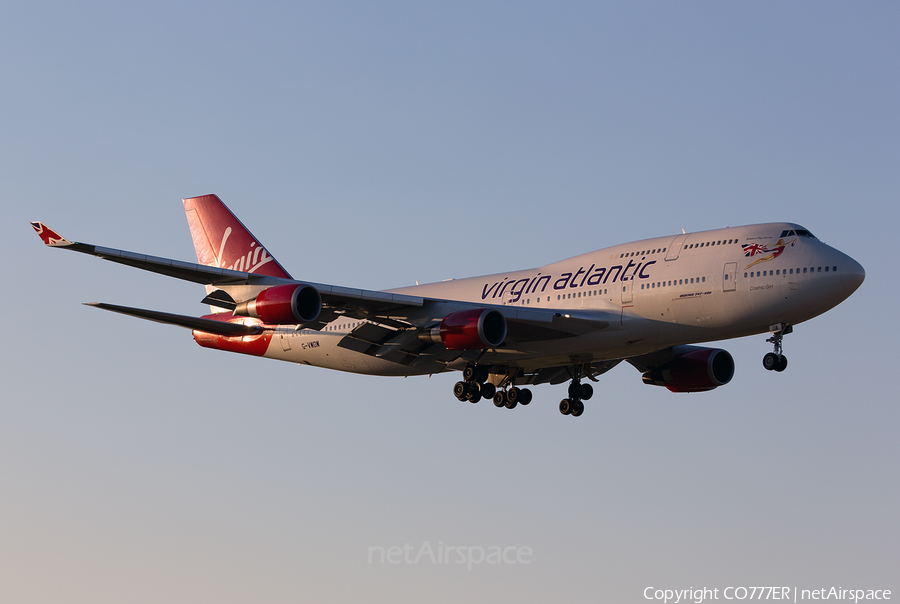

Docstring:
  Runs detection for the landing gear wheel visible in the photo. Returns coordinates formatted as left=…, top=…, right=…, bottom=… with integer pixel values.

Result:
left=518, top=388, right=533, bottom=406
left=479, top=382, right=496, bottom=399
left=774, top=354, right=788, bottom=372
left=493, top=391, right=507, bottom=408
left=579, top=384, right=593, bottom=401
left=466, top=390, right=482, bottom=403
left=568, top=382, right=580, bottom=400
left=571, top=400, right=585, bottom=417
left=454, top=381, right=468, bottom=400
left=763, top=353, right=778, bottom=371
left=507, top=387, right=520, bottom=405
left=559, top=399, right=572, bottom=415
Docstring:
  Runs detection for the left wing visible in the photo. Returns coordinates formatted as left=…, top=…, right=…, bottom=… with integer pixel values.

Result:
left=30, top=221, right=609, bottom=345
left=30, top=221, right=424, bottom=323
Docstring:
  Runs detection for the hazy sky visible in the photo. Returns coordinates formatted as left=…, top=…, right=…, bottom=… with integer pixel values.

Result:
left=3, top=2, right=897, bottom=602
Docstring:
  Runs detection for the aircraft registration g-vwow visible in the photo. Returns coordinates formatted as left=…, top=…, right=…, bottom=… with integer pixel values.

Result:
left=31, top=194, right=865, bottom=417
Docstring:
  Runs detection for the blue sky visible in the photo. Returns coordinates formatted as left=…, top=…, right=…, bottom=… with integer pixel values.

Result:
left=3, top=2, right=897, bottom=602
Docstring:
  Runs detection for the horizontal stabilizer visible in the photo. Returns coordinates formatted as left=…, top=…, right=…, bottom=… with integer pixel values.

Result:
left=84, top=303, right=263, bottom=336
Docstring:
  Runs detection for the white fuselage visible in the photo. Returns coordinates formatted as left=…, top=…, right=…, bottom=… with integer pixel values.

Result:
left=255, top=222, right=864, bottom=376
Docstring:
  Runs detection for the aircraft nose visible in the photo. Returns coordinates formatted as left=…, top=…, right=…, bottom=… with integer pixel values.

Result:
left=840, top=256, right=865, bottom=295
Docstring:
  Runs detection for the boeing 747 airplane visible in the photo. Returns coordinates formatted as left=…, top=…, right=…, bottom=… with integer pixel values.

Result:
left=31, top=195, right=865, bottom=417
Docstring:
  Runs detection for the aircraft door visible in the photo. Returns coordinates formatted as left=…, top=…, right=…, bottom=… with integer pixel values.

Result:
left=723, top=262, right=737, bottom=292
left=665, top=234, right=689, bottom=261
left=621, top=279, right=633, bottom=303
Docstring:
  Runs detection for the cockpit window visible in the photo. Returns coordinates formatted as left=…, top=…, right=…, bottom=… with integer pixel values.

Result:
left=781, top=228, right=817, bottom=239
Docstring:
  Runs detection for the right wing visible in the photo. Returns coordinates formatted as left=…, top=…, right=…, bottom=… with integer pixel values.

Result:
left=83, top=303, right=263, bottom=336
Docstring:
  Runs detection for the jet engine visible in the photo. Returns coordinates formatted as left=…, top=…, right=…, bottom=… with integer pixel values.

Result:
left=233, top=284, right=321, bottom=325
left=642, top=347, right=734, bottom=393
left=421, top=308, right=507, bottom=350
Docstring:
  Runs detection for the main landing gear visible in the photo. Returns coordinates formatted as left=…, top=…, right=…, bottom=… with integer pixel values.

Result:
left=454, top=365, right=532, bottom=409
left=454, top=364, right=594, bottom=417
left=559, top=368, right=593, bottom=418
left=453, top=364, right=494, bottom=404
left=492, top=386, right=532, bottom=409
left=763, top=323, right=792, bottom=372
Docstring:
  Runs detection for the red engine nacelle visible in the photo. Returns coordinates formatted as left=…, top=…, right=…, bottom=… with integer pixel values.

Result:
left=233, top=284, right=322, bottom=325
left=423, top=308, right=507, bottom=350
left=642, top=347, right=735, bottom=393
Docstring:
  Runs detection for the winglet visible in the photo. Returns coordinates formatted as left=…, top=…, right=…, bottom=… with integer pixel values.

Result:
left=30, top=222, right=74, bottom=247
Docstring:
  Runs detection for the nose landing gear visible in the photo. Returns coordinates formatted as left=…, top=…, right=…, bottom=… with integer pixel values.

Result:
left=763, top=323, right=792, bottom=372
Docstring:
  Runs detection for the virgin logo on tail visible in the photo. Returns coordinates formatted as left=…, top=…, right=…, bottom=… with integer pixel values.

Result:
left=217, top=227, right=275, bottom=274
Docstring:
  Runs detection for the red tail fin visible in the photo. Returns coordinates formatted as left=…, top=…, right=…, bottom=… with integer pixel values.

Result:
left=183, top=194, right=292, bottom=279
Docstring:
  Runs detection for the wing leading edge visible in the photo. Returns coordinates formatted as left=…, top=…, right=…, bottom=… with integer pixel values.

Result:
left=31, top=214, right=613, bottom=354
left=29, top=220, right=426, bottom=323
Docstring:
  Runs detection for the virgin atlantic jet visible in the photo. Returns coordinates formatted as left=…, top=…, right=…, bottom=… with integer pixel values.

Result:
left=31, top=195, right=865, bottom=417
